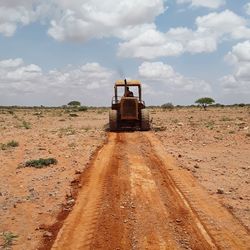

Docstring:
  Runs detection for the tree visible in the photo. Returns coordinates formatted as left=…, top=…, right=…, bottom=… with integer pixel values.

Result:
left=195, top=97, right=215, bottom=110
left=67, top=101, right=81, bottom=106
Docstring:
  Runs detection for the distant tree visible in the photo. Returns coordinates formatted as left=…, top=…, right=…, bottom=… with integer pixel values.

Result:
left=195, top=97, right=215, bottom=110
left=67, top=101, right=81, bottom=106
left=161, top=103, right=174, bottom=110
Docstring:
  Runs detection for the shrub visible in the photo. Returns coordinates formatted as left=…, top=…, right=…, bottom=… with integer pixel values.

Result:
left=69, top=113, right=78, bottom=117
left=7, top=140, right=19, bottom=147
left=22, top=121, right=31, bottom=129
left=161, top=103, right=174, bottom=110
left=238, top=103, right=245, bottom=107
left=1, top=232, right=18, bottom=248
left=24, top=158, right=57, bottom=168
left=0, top=140, right=19, bottom=150
left=78, top=106, right=88, bottom=112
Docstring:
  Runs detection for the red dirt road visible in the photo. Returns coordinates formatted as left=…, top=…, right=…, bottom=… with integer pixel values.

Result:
left=49, top=132, right=249, bottom=250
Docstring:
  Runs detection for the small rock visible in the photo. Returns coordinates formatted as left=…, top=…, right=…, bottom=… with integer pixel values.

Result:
left=177, top=122, right=184, bottom=126
left=178, top=154, right=182, bottom=158
left=67, top=199, right=75, bottom=205
left=43, top=231, right=52, bottom=237
left=120, top=205, right=125, bottom=209
left=27, top=236, right=32, bottom=240
left=217, top=188, right=224, bottom=194
left=75, top=170, right=82, bottom=175
left=194, top=164, right=199, bottom=169
left=176, top=218, right=182, bottom=223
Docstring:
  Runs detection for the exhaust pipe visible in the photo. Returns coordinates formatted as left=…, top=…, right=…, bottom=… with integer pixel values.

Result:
left=124, top=78, right=127, bottom=95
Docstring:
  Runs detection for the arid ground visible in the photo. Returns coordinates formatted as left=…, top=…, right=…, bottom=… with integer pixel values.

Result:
left=0, top=107, right=249, bottom=249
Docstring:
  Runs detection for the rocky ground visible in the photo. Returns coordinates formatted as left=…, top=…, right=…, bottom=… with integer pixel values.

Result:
left=0, top=106, right=249, bottom=249
left=0, top=108, right=107, bottom=249
left=151, top=107, right=250, bottom=230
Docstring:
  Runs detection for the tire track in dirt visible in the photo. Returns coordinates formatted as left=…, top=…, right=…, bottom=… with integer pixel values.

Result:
left=47, top=131, right=249, bottom=250
left=51, top=133, right=118, bottom=249
left=145, top=133, right=250, bottom=249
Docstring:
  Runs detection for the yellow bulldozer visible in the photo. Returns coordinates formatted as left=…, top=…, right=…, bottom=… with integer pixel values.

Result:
left=109, top=79, right=150, bottom=131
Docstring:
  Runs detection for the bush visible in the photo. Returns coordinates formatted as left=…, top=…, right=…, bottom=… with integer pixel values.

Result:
left=1, top=232, right=18, bottom=248
left=161, top=103, right=174, bottom=110
left=69, top=113, right=78, bottom=117
left=78, top=106, right=88, bottom=112
left=0, top=140, right=19, bottom=150
left=22, top=121, right=31, bottom=129
left=7, top=140, right=19, bottom=147
left=238, top=103, right=245, bottom=107
left=23, top=158, right=57, bottom=168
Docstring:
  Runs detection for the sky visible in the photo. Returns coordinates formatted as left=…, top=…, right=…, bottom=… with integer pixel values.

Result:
left=0, top=0, right=250, bottom=106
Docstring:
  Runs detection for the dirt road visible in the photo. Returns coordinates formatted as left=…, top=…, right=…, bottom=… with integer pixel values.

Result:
left=48, top=132, right=249, bottom=250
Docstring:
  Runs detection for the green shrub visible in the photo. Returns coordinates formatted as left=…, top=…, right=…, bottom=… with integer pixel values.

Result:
left=7, top=140, right=19, bottom=147
left=78, top=106, right=88, bottom=112
left=24, top=158, right=57, bottom=168
left=1, top=232, right=18, bottom=248
left=22, top=121, right=31, bottom=129
left=238, top=103, right=245, bottom=107
left=0, top=140, right=19, bottom=150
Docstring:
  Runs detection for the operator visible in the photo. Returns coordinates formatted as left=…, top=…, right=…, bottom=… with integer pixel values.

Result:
left=125, top=87, right=134, bottom=97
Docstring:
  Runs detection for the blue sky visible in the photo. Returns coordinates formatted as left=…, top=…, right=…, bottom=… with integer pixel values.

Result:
left=0, top=0, right=250, bottom=106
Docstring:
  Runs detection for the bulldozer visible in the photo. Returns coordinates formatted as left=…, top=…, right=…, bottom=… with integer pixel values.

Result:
left=109, top=79, right=150, bottom=131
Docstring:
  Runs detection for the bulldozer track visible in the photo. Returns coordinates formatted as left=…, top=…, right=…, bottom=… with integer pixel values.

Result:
left=50, top=132, right=249, bottom=250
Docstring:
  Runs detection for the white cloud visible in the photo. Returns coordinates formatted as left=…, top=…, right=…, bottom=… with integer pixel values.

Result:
left=0, top=1, right=51, bottom=37
left=118, top=10, right=250, bottom=59
left=117, top=29, right=184, bottom=59
left=176, top=0, right=225, bottom=9
left=48, top=0, right=165, bottom=42
left=138, top=61, right=211, bottom=93
left=0, top=58, right=116, bottom=105
left=221, top=41, right=250, bottom=95
left=0, top=58, right=24, bottom=68
left=226, top=40, right=250, bottom=63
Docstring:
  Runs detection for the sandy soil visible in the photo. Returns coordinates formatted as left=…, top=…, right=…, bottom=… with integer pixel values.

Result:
left=50, top=132, right=249, bottom=250
left=0, top=108, right=107, bottom=249
left=151, top=107, right=250, bottom=230
left=0, top=107, right=249, bottom=249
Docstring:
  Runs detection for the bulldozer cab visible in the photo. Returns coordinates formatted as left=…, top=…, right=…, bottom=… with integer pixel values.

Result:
left=113, top=80, right=142, bottom=104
